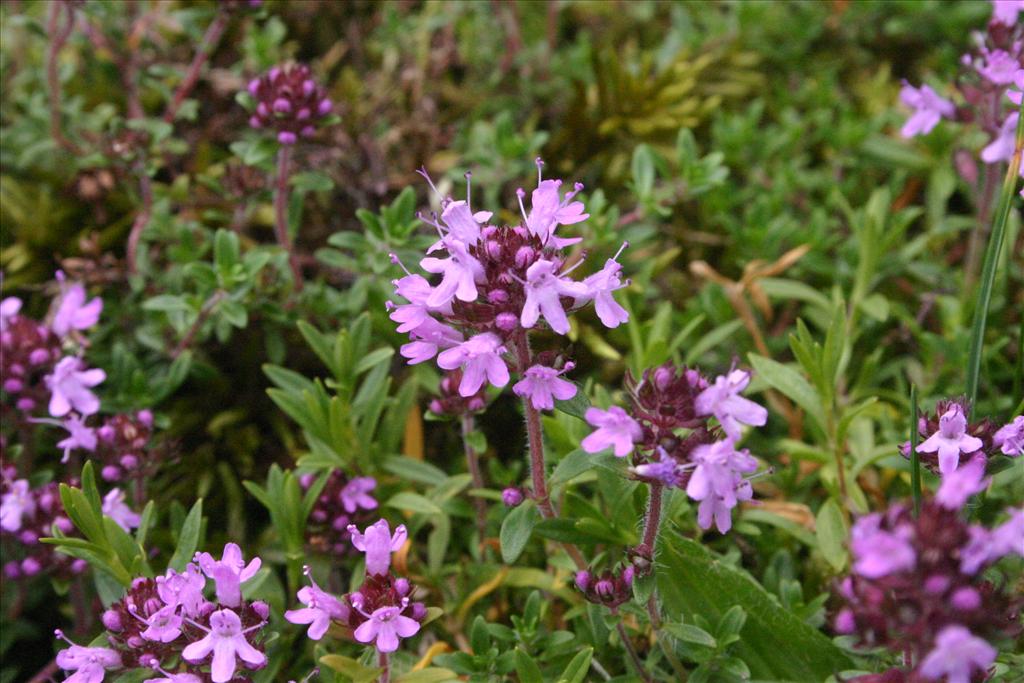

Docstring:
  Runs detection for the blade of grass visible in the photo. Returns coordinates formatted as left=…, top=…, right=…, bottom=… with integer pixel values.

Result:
left=965, top=105, right=1023, bottom=417
left=910, top=384, right=921, bottom=518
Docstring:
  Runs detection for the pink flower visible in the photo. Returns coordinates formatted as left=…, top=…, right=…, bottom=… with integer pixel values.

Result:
left=347, top=519, right=408, bottom=576
left=55, top=630, right=122, bottom=683
left=102, top=488, right=140, bottom=532
left=0, top=296, right=21, bottom=332
left=633, top=448, right=687, bottom=488
left=340, top=477, right=378, bottom=514
left=157, top=564, right=207, bottom=617
left=513, top=363, right=577, bottom=410
left=285, top=568, right=348, bottom=640
left=686, top=439, right=759, bottom=533
left=918, top=625, right=996, bottom=683
left=1007, top=68, right=1024, bottom=105
left=399, top=318, right=463, bottom=365
left=58, top=414, right=97, bottom=463
left=439, top=200, right=490, bottom=245
left=850, top=513, right=916, bottom=578
left=45, top=357, right=106, bottom=417
left=916, top=404, right=983, bottom=474
left=181, top=609, right=266, bottom=683
left=581, top=406, right=642, bottom=457
left=521, top=178, right=588, bottom=247
left=139, top=604, right=183, bottom=643
left=420, top=239, right=484, bottom=307
left=436, top=333, right=509, bottom=396
left=0, top=479, right=35, bottom=532
left=991, top=0, right=1024, bottom=26
left=977, top=46, right=1021, bottom=85
left=578, top=247, right=629, bottom=328
left=981, top=112, right=1018, bottom=164
left=694, top=369, right=768, bottom=441
left=993, top=415, right=1024, bottom=456
left=51, top=281, right=102, bottom=337
left=351, top=598, right=421, bottom=653
left=389, top=274, right=451, bottom=334
left=899, top=82, right=955, bottom=138
left=195, top=543, right=262, bottom=608
left=936, top=455, right=989, bottom=509
left=520, top=259, right=590, bottom=335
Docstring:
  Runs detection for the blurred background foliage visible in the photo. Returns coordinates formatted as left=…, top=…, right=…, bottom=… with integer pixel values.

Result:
left=1, top=0, right=1022, bottom=679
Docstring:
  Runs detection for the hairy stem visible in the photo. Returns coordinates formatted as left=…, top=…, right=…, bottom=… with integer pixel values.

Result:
left=616, top=620, right=652, bottom=683
left=647, top=596, right=689, bottom=681
left=46, top=1, right=78, bottom=153
left=274, top=146, right=304, bottom=291
left=910, top=384, right=921, bottom=518
left=513, top=329, right=587, bottom=570
left=638, top=482, right=663, bottom=558
left=461, top=414, right=490, bottom=554
left=163, top=10, right=229, bottom=123
left=126, top=161, right=153, bottom=275
left=378, top=651, right=390, bottom=683
left=171, top=290, right=226, bottom=358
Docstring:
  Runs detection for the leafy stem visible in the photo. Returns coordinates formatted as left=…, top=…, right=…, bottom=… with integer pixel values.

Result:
left=461, top=413, right=490, bottom=556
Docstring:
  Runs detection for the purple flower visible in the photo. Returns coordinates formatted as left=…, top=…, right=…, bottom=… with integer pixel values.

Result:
left=694, top=369, right=768, bottom=440
left=348, top=519, right=408, bottom=576
left=138, top=603, right=183, bottom=643
left=389, top=274, right=450, bottom=334
left=54, top=630, right=122, bottom=683
left=51, top=280, right=102, bottom=337
left=181, top=608, right=266, bottom=683
left=991, top=0, right=1024, bottom=26
left=686, top=439, right=758, bottom=533
left=0, top=296, right=21, bottom=332
left=634, top=448, right=687, bottom=488
left=578, top=246, right=629, bottom=328
left=1008, top=68, right=1024, bottom=106
left=520, top=259, right=590, bottom=335
left=285, top=568, right=348, bottom=640
left=977, top=46, right=1021, bottom=86
left=420, top=239, right=484, bottom=307
left=936, top=455, right=989, bottom=509
left=513, top=363, right=577, bottom=410
left=102, top=488, right=140, bottom=532
left=501, top=487, right=524, bottom=507
left=399, top=318, right=463, bottom=365
left=340, top=477, right=378, bottom=514
left=981, top=112, right=1019, bottom=164
left=438, top=200, right=489, bottom=245
left=850, top=513, right=916, bottom=578
left=918, top=625, right=996, bottom=683
left=142, top=659, right=202, bottom=683
left=899, top=82, right=955, bottom=138
left=522, top=178, right=588, bottom=246
left=0, top=479, right=35, bottom=532
left=915, top=404, right=983, bottom=474
left=195, top=543, right=262, bottom=608
left=58, top=414, right=97, bottom=463
left=156, top=564, right=206, bottom=617
left=993, top=415, right=1024, bottom=456
left=351, top=598, right=421, bottom=653
left=581, top=406, right=642, bottom=457
left=45, top=356, right=106, bottom=417
left=436, top=333, right=509, bottom=396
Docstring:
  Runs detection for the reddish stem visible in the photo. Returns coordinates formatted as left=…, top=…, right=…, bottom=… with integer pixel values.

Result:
left=274, top=146, right=304, bottom=291
left=46, top=1, right=79, bottom=153
left=461, top=414, right=490, bottom=552
left=163, top=10, right=229, bottom=123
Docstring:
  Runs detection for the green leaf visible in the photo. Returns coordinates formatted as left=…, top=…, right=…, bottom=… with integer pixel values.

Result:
left=548, top=449, right=594, bottom=488
left=385, top=492, right=442, bottom=515
left=658, top=535, right=851, bottom=680
left=514, top=648, right=543, bottom=683
left=394, top=669, right=459, bottom=683
left=663, top=622, right=717, bottom=648
left=748, top=353, right=826, bottom=432
left=815, top=497, right=848, bottom=572
left=556, top=647, right=593, bottom=683
left=318, top=655, right=382, bottom=683
left=553, top=383, right=590, bottom=420
left=169, top=499, right=203, bottom=572
left=500, top=499, right=540, bottom=564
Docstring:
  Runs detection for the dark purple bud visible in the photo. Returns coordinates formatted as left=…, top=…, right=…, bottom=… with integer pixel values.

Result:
left=3, top=379, right=23, bottom=393
left=256, top=102, right=269, bottom=118
left=621, top=566, right=635, bottom=586
left=102, top=609, right=123, bottom=631
left=515, top=246, right=535, bottom=269
left=120, top=455, right=139, bottom=470
left=487, top=289, right=509, bottom=304
left=272, top=98, right=292, bottom=113
left=495, top=312, right=518, bottom=331
left=331, top=515, right=349, bottom=531
left=302, top=80, right=315, bottom=97
left=317, top=98, right=333, bottom=115
left=467, top=397, right=486, bottom=412
left=20, top=557, right=41, bottom=576
left=16, top=398, right=34, bottom=411
left=131, top=577, right=148, bottom=590
left=4, top=561, right=21, bottom=579
left=311, top=510, right=328, bottom=523
left=300, top=126, right=316, bottom=138
left=575, top=571, right=591, bottom=592
left=834, top=609, right=855, bottom=634
left=55, top=517, right=74, bottom=533
left=98, top=425, right=115, bottom=442
left=127, top=636, right=145, bottom=648
left=9, top=363, right=24, bottom=376
left=595, top=579, right=614, bottom=598
left=485, top=240, right=503, bottom=259
left=296, top=108, right=311, bottom=121
left=145, top=598, right=162, bottom=614
left=278, top=131, right=297, bottom=145
left=252, top=601, right=270, bottom=620
left=249, top=116, right=263, bottom=129
left=653, top=366, right=673, bottom=390
left=428, top=399, right=444, bottom=414
left=502, top=487, right=524, bottom=507
left=298, top=473, right=315, bottom=489
left=19, top=531, right=38, bottom=545
left=924, top=575, right=950, bottom=594
left=950, top=587, right=981, bottom=610
left=410, top=602, right=427, bottom=620
left=29, top=348, right=50, bottom=365
left=394, top=578, right=411, bottom=596
left=137, top=409, right=153, bottom=427
left=247, top=78, right=261, bottom=96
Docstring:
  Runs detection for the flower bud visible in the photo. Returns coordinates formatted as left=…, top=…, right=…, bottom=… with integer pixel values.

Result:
left=29, top=348, right=50, bottom=365
left=502, top=487, right=524, bottom=507
left=252, top=601, right=270, bottom=620
left=834, top=609, right=855, bottom=634
left=950, top=587, right=981, bottom=610
left=487, top=289, right=509, bottom=304
left=621, top=566, right=635, bottom=586
left=4, top=561, right=21, bottom=579
left=410, top=602, right=427, bottom=620
left=137, top=409, right=153, bottom=427
left=495, top=312, right=518, bottom=331
left=101, top=465, right=122, bottom=482
left=3, top=379, right=23, bottom=393
left=19, top=531, right=38, bottom=545
left=515, top=246, right=535, bottom=269
left=120, top=455, right=139, bottom=470
left=16, top=398, right=34, bottom=411
left=394, top=578, right=411, bottom=596
left=102, top=609, right=123, bottom=631
left=20, top=557, right=41, bottom=576
left=595, top=579, right=614, bottom=598
left=574, top=571, right=591, bottom=592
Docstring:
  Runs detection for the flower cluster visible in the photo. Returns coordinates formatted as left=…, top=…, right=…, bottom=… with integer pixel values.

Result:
left=0, top=477, right=87, bottom=580
left=286, top=518, right=427, bottom=654
left=581, top=363, right=768, bottom=535
left=388, top=160, right=628, bottom=402
left=244, top=64, right=333, bottom=145
left=898, top=1, right=1023, bottom=195
left=900, top=399, right=1020, bottom=475
left=55, top=543, right=271, bottom=683
left=427, top=369, right=488, bottom=417
left=299, top=470, right=380, bottom=557
left=834, top=500, right=1023, bottom=683
left=574, top=565, right=635, bottom=610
